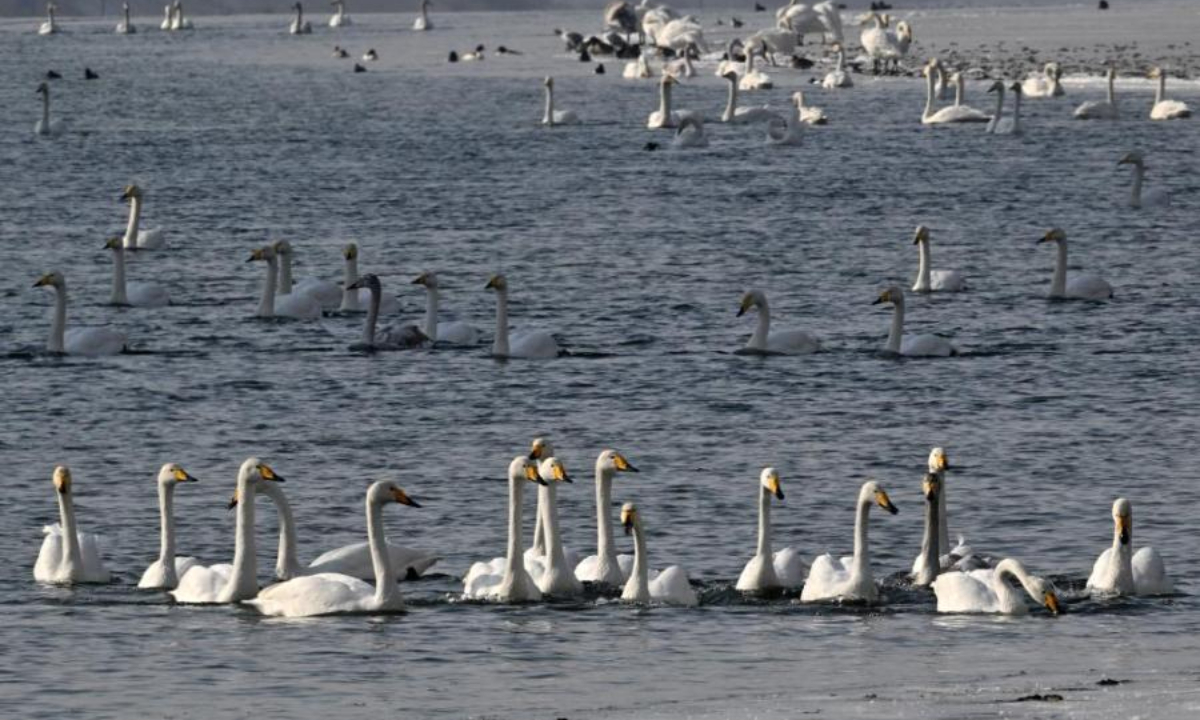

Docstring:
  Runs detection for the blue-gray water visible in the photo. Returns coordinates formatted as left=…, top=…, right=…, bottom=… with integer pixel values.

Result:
left=2, top=8, right=1199, bottom=719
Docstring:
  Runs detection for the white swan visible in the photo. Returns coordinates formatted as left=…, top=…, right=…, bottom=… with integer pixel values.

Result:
left=485, top=274, right=561, bottom=359
left=1148, top=67, right=1191, bottom=120
left=1074, top=66, right=1118, bottom=119
left=909, top=447, right=983, bottom=572
left=413, top=272, right=479, bottom=345
left=736, top=468, right=809, bottom=592
left=1022, top=62, right=1063, bottom=98
left=620, top=503, right=699, bottom=606
left=462, top=456, right=546, bottom=602
left=648, top=75, right=691, bottom=129
left=765, top=102, right=803, bottom=146
left=171, top=458, right=286, bottom=604
left=574, top=450, right=638, bottom=587
left=922, top=64, right=990, bottom=124
left=272, top=240, right=341, bottom=311
left=542, top=77, right=580, bottom=126
left=289, top=2, right=313, bottom=34
left=34, top=82, right=58, bottom=136
left=38, top=3, right=59, bottom=35
left=985, top=80, right=1023, bottom=135
left=911, top=226, right=966, bottom=293
left=720, top=71, right=774, bottom=124
left=34, top=272, right=128, bottom=356
left=336, top=243, right=399, bottom=313
left=33, top=466, right=111, bottom=584
left=413, top=0, right=432, bottom=31
left=138, top=464, right=200, bottom=590
left=623, top=53, right=654, bottom=80
left=949, top=71, right=991, bottom=120
left=739, top=45, right=773, bottom=90
left=104, top=237, right=170, bottom=307
left=527, top=457, right=583, bottom=597
left=161, top=5, right=171, bottom=30
left=736, top=289, right=820, bottom=355
left=1086, top=498, right=1174, bottom=596
left=800, top=480, right=898, bottom=603
left=746, top=28, right=796, bottom=64
left=247, top=482, right=421, bottom=617
left=1117, top=151, right=1169, bottom=209
left=663, top=46, right=696, bottom=80
left=328, top=0, right=351, bottom=27
left=346, top=274, right=428, bottom=350
left=779, top=1, right=844, bottom=45
left=872, top=286, right=957, bottom=357
left=933, top=559, right=1060, bottom=615
left=910, top=472, right=942, bottom=586
left=792, top=91, right=827, bottom=125
left=929, top=58, right=949, bottom=100
left=822, top=43, right=853, bottom=89
left=247, top=245, right=323, bottom=319
left=672, top=115, right=708, bottom=148
left=170, top=1, right=193, bottom=30
left=1037, top=228, right=1112, bottom=301
left=115, top=2, right=136, bottom=34
left=860, top=13, right=911, bottom=74
left=120, top=185, right=166, bottom=251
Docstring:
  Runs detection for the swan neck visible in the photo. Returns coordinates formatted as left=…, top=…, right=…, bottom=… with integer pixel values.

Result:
left=543, top=85, right=554, bottom=125
left=1107, top=72, right=1116, bottom=105
left=1012, top=89, right=1022, bottom=124
left=916, top=242, right=931, bottom=291
left=851, top=495, right=871, bottom=574
left=57, top=487, right=83, bottom=572
left=937, top=471, right=949, bottom=553
left=363, top=284, right=380, bottom=346
left=953, top=76, right=963, bottom=106
left=992, top=86, right=1004, bottom=122
left=157, top=481, right=177, bottom=567
left=340, top=255, right=360, bottom=311
left=423, top=285, right=438, bottom=340
left=258, top=256, right=277, bottom=317
left=749, top=299, right=770, bottom=349
left=492, top=289, right=510, bottom=357
left=630, top=518, right=649, bottom=597
left=541, top=482, right=567, bottom=569
left=268, top=486, right=301, bottom=579
left=124, top=195, right=141, bottom=249
left=367, top=494, right=399, bottom=605
left=225, top=477, right=258, bottom=601
left=49, top=284, right=67, bottom=353
left=503, top=471, right=524, bottom=576
left=886, top=300, right=904, bottom=353
left=106, top=244, right=128, bottom=304
left=277, top=252, right=294, bottom=294
left=917, top=491, right=939, bottom=578
left=1050, top=240, right=1067, bottom=298
left=923, top=70, right=935, bottom=120
left=596, top=467, right=614, bottom=561
left=723, top=77, right=737, bottom=122
left=756, top=487, right=772, bottom=558
left=658, top=80, right=672, bottom=119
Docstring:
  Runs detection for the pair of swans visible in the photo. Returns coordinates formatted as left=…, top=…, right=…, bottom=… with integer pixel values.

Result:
left=413, top=0, right=433, bottom=31
left=413, top=272, right=479, bottom=345
left=985, top=80, right=1023, bottom=135
left=736, top=289, right=820, bottom=355
left=922, top=61, right=990, bottom=124
left=735, top=468, right=808, bottom=592
left=35, top=82, right=58, bottom=136
left=1037, top=228, right=1112, bottom=300
left=860, top=13, right=911, bottom=74
left=34, top=272, right=128, bottom=355
left=289, top=3, right=313, bottom=34
left=105, top=237, right=170, bottom=307
left=1022, top=62, right=1063, bottom=98
left=34, top=467, right=112, bottom=584
left=1118, top=151, right=1168, bottom=209
left=1086, top=498, right=1174, bottom=596
left=873, top=286, right=957, bottom=357
left=115, top=2, right=136, bottom=34
left=329, top=0, right=352, bottom=27
left=38, top=3, right=58, bottom=35
left=821, top=43, right=853, bottom=89
left=248, top=245, right=323, bottom=319
left=542, top=77, right=580, bottom=126
left=1148, top=67, right=1191, bottom=120
left=1074, top=66, right=1118, bottom=119
left=800, top=481, right=898, bottom=603
left=911, top=225, right=966, bottom=292
left=120, top=185, right=166, bottom=250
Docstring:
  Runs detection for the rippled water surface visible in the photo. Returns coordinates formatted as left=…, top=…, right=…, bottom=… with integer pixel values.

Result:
left=2, top=6, right=1199, bottom=719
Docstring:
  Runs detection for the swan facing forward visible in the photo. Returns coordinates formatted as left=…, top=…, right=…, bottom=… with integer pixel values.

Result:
left=34, top=466, right=112, bottom=584
left=34, top=272, right=128, bottom=356
left=621, top=503, right=699, bottom=606
left=542, top=77, right=580, bottom=126
left=462, top=457, right=547, bottom=603
left=574, top=450, right=638, bottom=587
left=1148, top=67, right=1191, bottom=120
left=801, top=481, right=898, bottom=603
left=736, top=468, right=808, bottom=593
left=933, top=559, right=1060, bottom=615
left=485, top=274, right=560, bottom=359
left=911, top=226, right=966, bottom=292
left=1117, top=151, right=1169, bottom=209
left=822, top=43, right=853, bottom=89
left=528, top=457, right=583, bottom=597
left=1086, top=498, right=1174, bottom=596
left=1037, top=228, right=1112, bottom=301
left=872, top=286, right=957, bottom=357
left=720, top=71, right=773, bottom=124
left=736, top=289, right=820, bottom=355
left=1074, top=66, right=1118, bottom=119
left=120, top=185, right=166, bottom=250
left=39, top=3, right=59, bottom=35
left=138, top=464, right=200, bottom=590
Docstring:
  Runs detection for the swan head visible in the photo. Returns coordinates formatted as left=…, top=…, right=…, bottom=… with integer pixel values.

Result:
left=1008, top=81, right=1022, bottom=94
left=1148, top=66, right=1162, bottom=80
left=1117, top=151, right=1144, bottom=167
left=543, top=76, right=554, bottom=88
left=342, top=242, right=358, bottom=260
left=528, top=437, right=554, bottom=461
left=1112, top=498, right=1132, bottom=545
left=33, top=271, right=66, bottom=289
left=272, top=240, right=294, bottom=256
left=598, top=449, right=639, bottom=474
left=721, top=70, right=738, bottom=83
left=37, top=81, right=49, bottom=95
left=871, top=285, right=905, bottom=307
left=121, top=184, right=143, bottom=202
left=986, top=79, right=1004, bottom=94
left=368, top=481, right=422, bottom=508
left=1039, top=583, right=1061, bottom=615
left=1105, top=65, right=1116, bottom=80
left=928, top=447, right=949, bottom=473
left=921, top=472, right=940, bottom=503
left=229, top=458, right=286, bottom=507
left=508, top=455, right=546, bottom=486
left=861, top=481, right=899, bottom=514
left=247, top=245, right=277, bottom=263
left=912, top=226, right=930, bottom=245
left=621, top=502, right=640, bottom=534
left=791, top=91, right=805, bottom=108
left=157, top=463, right=198, bottom=486
left=485, top=274, right=508, bottom=292
left=347, top=273, right=381, bottom=292
left=103, top=236, right=124, bottom=251
left=52, top=465, right=72, bottom=495
left=412, top=271, right=438, bottom=289
left=538, top=457, right=573, bottom=484
left=737, top=290, right=767, bottom=317
left=1037, top=228, right=1067, bottom=245
left=760, top=467, right=783, bottom=501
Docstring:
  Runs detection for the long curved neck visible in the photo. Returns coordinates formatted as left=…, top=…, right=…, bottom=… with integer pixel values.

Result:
left=49, top=284, right=67, bottom=353
left=851, top=497, right=872, bottom=576
left=835, top=49, right=845, bottom=72
left=532, top=489, right=546, bottom=555
left=540, top=483, right=566, bottom=568
left=991, top=87, right=1004, bottom=122
left=503, top=473, right=525, bottom=577
left=886, top=300, right=904, bottom=353
left=658, top=81, right=672, bottom=119
left=492, top=289, right=510, bottom=356
left=295, top=5, right=303, bottom=25
left=123, top=196, right=142, bottom=248
left=157, top=481, right=177, bottom=568
left=595, top=467, right=615, bottom=562
left=1050, top=241, right=1067, bottom=297
left=224, top=480, right=258, bottom=601
left=124, top=5, right=130, bottom=24
left=916, top=242, right=931, bottom=291
left=1155, top=74, right=1164, bottom=105
left=107, top=246, right=129, bottom=305
left=916, top=493, right=939, bottom=580
left=340, top=255, right=360, bottom=310
left=423, top=286, right=438, bottom=340
left=953, top=77, right=963, bottom=107
left=363, top=284, right=380, bottom=346
left=266, top=486, right=301, bottom=579
left=629, top=518, right=649, bottom=599
left=923, top=71, right=935, bottom=120
left=543, top=85, right=554, bottom=125
left=1111, top=517, right=1133, bottom=569
left=756, top=487, right=772, bottom=557
left=277, top=253, right=294, bottom=293
left=749, top=300, right=770, bottom=349
left=367, top=497, right=400, bottom=605
left=258, top=257, right=278, bottom=317
left=1130, top=163, right=1144, bottom=208
left=936, top=470, right=948, bottom=553
left=745, top=50, right=756, bottom=74
left=722, top=78, right=737, bottom=122
left=57, top=490, right=82, bottom=573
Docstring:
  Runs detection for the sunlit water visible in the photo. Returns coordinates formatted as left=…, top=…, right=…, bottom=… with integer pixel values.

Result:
left=2, top=7, right=1199, bottom=719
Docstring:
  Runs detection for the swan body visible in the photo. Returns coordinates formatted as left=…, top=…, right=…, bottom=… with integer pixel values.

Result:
left=1149, top=67, right=1191, bottom=120
left=1022, top=62, right=1063, bottom=98
left=138, top=464, right=200, bottom=590
left=34, top=272, right=128, bottom=356
left=1118, top=151, right=1169, bottom=209
left=328, top=0, right=351, bottom=27
left=33, top=467, right=112, bottom=584
left=105, top=237, right=170, bottom=307
left=248, top=246, right=322, bottom=319
left=656, top=17, right=707, bottom=54
left=485, top=274, right=561, bottom=359
left=765, top=103, right=803, bottom=146
left=922, top=65, right=990, bottom=124
left=873, top=285, right=957, bottom=357
left=272, top=240, right=345, bottom=311
left=574, top=450, right=639, bottom=587
left=35, top=82, right=59, bottom=136
left=116, top=2, right=136, bottom=33
left=800, top=481, right=898, bottom=603
left=779, top=1, right=844, bottom=45
left=413, top=272, right=479, bottom=345
left=747, top=28, right=796, bottom=63
left=1037, top=228, right=1112, bottom=301
left=38, top=3, right=59, bottom=34
left=822, top=43, right=853, bottom=89
left=911, top=226, right=966, bottom=293
left=1074, top=66, right=1118, bottom=119
left=161, top=5, right=171, bottom=30
left=1087, top=498, right=1174, bottom=596
left=933, top=559, right=1060, bottom=615
left=413, top=0, right=432, bottom=31
left=672, top=116, right=708, bottom=148
left=348, top=275, right=428, bottom=350
left=792, top=91, right=827, bottom=125
left=289, top=2, right=313, bottom=34
left=120, top=185, right=166, bottom=251
left=620, top=503, right=699, bottom=607
left=720, top=71, right=774, bottom=124
left=737, top=289, right=820, bottom=355
left=739, top=46, right=773, bottom=90
left=736, top=468, right=808, bottom=592
left=462, top=456, right=546, bottom=602
left=985, top=81, right=1023, bottom=135
left=542, top=77, right=580, bottom=126
left=648, top=75, right=697, bottom=129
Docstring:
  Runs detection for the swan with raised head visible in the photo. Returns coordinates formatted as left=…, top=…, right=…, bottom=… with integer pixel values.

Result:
left=38, top=3, right=59, bottom=34
left=736, top=468, right=809, bottom=592
left=170, top=1, right=193, bottom=30
left=412, top=272, right=479, bottom=345
left=120, top=185, right=166, bottom=250
left=34, top=272, right=128, bottom=356
left=247, top=245, right=323, bottom=319
left=272, top=240, right=341, bottom=311
left=33, top=466, right=111, bottom=584
left=910, top=448, right=982, bottom=572
left=328, top=0, right=351, bottom=27
left=949, top=71, right=990, bottom=119
left=336, top=243, right=398, bottom=313
left=1087, top=498, right=1174, bottom=596
left=574, top=450, right=638, bottom=587
left=872, top=286, right=957, bottom=357
left=171, top=459, right=286, bottom=604
left=526, top=457, right=583, bottom=597
left=247, top=482, right=421, bottom=617
left=800, top=480, right=898, bottom=603
left=910, top=472, right=942, bottom=586
left=116, top=2, right=136, bottom=33
left=740, top=44, right=773, bottom=90
left=911, top=226, right=966, bottom=293
left=736, top=289, right=820, bottom=355
left=922, top=64, right=990, bottom=124
left=413, top=0, right=432, bottom=31
left=620, top=503, right=699, bottom=606
left=1074, top=66, right=1118, bottom=119
left=985, top=80, right=1022, bottom=135
left=1022, top=62, right=1063, bottom=98
left=672, top=115, right=708, bottom=148
left=927, top=58, right=949, bottom=100
left=289, top=2, right=313, bottom=34
left=793, top=91, right=827, bottom=125
left=542, top=77, right=580, bottom=126
left=1148, top=67, right=1191, bottom=120
left=34, top=82, right=58, bottom=136
left=484, top=274, right=561, bottom=359
left=105, top=237, right=170, bottom=307
left=161, top=5, right=171, bottom=30
left=663, top=45, right=696, bottom=80
left=822, top=43, right=853, bottom=89
left=1037, top=228, right=1112, bottom=301
left=346, top=275, right=427, bottom=350
left=720, top=71, right=773, bottom=124
left=765, top=103, right=803, bottom=146
left=462, top=456, right=547, bottom=602
left=1117, top=151, right=1169, bottom=209
left=138, top=464, right=200, bottom=590
left=933, top=559, right=1060, bottom=615
left=648, top=75, right=691, bottom=129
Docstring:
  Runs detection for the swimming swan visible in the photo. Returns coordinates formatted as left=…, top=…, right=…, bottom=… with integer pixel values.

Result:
left=574, top=450, right=639, bottom=586
left=822, top=43, right=853, bottom=89
left=337, top=243, right=399, bottom=313
left=736, top=468, right=809, bottom=592
left=33, top=466, right=112, bottom=584
left=542, top=77, right=581, bottom=126
left=872, top=286, right=957, bottom=357
left=720, top=71, right=774, bottom=124
left=413, top=0, right=432, bottom=31
left=115, top=2, right=136, bottom=34
left=1117, top=151, right=1169, bottom=209
left=1086, top=498, right=1174, bottom=596
left=985, top=80, right=1023, bottom=135
left=462, top=456, right=547, bottom=602
left=34, top=272, right=128, bottom=356
left=800, top=480, right=898, bottom=603
left=620, top=503, right=699, bottom=606
left=672, top=116, right=708, bottom=148
left=328, top=0, right=351, bottom=27
left=736, top=289, right=820, bottom=355
left=911, top=226, right=966, bottom=292
left=910, top=472, right=942, bottom=586
left=1022, top=62, right=1063, bottom=98
left=484, top=274, right=561, bottom=359
left=35, top=82, right=59, bottom=136
left=38, top=3, right=59, bottom=35
left=1074, top=66, right=1118, bottom=119
left=247, top=482, right=422, bottom=617
left=105, top=237, right=171, bottom=307
left=247, top=245, right=323, bottom=319
left=161, top=5, right=171, bottom=30
left=1037, top=228, right=1112, bottom=301
left=138, top=464, right=200, bottom=590
left=793, top=91, right=827, bottom=126
left=765, top=102, right=803, bottom=146
left=922, top=63, right=990, bottom=124
left=289, top=2, right=313, bottom=34
left=347, top=275, right=428, bottom=350
left=120, top=185, right=166, bottom=250
left=413, top=272, right=479, bottom=345
left=932, top=558, right=1060, bottom=615
left=648, top=75, right=691, bottom=129
left=1148, top=67, right=1191, bottom=120
left=739, top=44, right=773, bottom=90
left=527, top=457, right=583, bottom=597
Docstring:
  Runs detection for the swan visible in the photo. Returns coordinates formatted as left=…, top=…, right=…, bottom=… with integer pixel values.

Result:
left=640, top=4, right=677, bottom=46
left=929, top=58, right=949, bottom=100
left=740, top=44, right=773, bottom=90
left=793, top=91, right=827, bottom=125
left=948, top=71, right=990, bottom=119
left=272, top=240, right=340, bottom=310
left=872, top=286, right=957, bottom=357
left=800, top=480, right=898, bottom=603
left=860, top=13, right=910, bottom=74
left=910, top=472, right=942, bottom=586
left=821, top=43, right=853, bottom=89
left=1148, top=67, right=1191, bottom=120
left=909, top=447, right=983, bottom=572
left=656, top=17, right=708, bottom=54
left=1087, top=498, right=1174, bottom=596
left=663, top=45, right=696, bottom=80
left=34, top=272, right=128, bottom=356
left=542, top=77, right=580, bottom=126
left=119, top=185, right=166, bottom=251
left=720, top=71, right=774, bottom=124
left=922, top=64, right=990, bottom=124
left=413, top=272, right=479, bottom=345
left=115, top=2, right=136, bottom=34
left=413, top=0, right=432, bottom=31
left=765, top=103, right=803, bottom=146
left=523, top=440, right=581, bottom=573
left=672, top=115, right=708, bottom=148
left=1037, top=228, right=1113, bottom=301
left=462, top=456, right=547, bottom=602
left=647, top=75, right=689, bottom=129
left=328, top=0, right=351, bottom=27
left=247, top=245, right=323, bottom=319
left=911, top=226, right=966, bottom=293
left=736, top=289, right=820, bottom=355
left=345, top=275, right=427, bottom=350
left=620, top=503, right=699, bottom=606
left=1074, top=66, right=1118, bottom=119
left=736, top=468, right=809, bottom=592
left=1117, top=151, right=1169, bottom=209
left=338, top=243, right=399, bottom=313
left=171, top=458, right=286, bottom=604
left=526, top=457, right=583, bottom=597
left=1022, top=62, right=1063, bottom=98
left=34, top=82, right=58, bottom=136
left=138, top=464, right=200, bottom=590
left=105, top=237, right=170, bottom=307
left=170, top=1, right=193, bottom=30
left=985, top=80, right=1023, bottom=135
left=161, top=5, right=171, bottom=30
left=484, top=274, right=561, bottom=359
left=33, top=466, right=112, bottom=584
left=574, top=450, right=639, bottom=587
left=290, top=2, right=313, bottom=34
left=715, top=38, right=745, bottom=78
left=247, top=482, right=421, bottom=617
left=933, top=559, right=1060, bottom=615
left=38, top=3, right=59, bottom=35
left=623, top=54, right=654, bottom=80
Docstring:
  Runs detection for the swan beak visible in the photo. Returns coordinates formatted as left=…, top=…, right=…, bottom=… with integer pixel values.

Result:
left=256, top=463, right=285, bottom=483
left=876, top=489, right=899, bottom=514
left=871, top=289, right=891, bottom=305
left=1117, top=514, right=1130, bottom=545
left=391, top=487, right=421, bottom=508
left=1044, top=591, right=1061, bottom=615
left=412, top=273, right=430, bottom=286
left=227, top=491, right=239, bottom=510
left=246, top=248, right=265, bottom=262
left=524, top=463, right=548, bottom=486
left=173, top=467, right=198, bottom=483
left=53, top=467, right=72, bottom=494
left=33, top=274, right=52, bottom=288
left=613, top=453, right=638, bottom=473
left=103, top=237, right=121, bottom=250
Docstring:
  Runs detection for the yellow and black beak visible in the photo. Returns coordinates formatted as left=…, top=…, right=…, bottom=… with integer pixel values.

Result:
left=342, top=245, right=356, bottom=260
left=412, top=273, right=429, bottom=286
left=485, top=275, right=501, bottom=290
left=257, top=463, right=285, bottom=483
left=1044, top=591, right=1061, bottom=616
left=1117, top=514, right=1130, bottom=545
left=524, top=463, right=548, bottom=486
left=766, top=474, right=784, bottom=501
left=614, top=453, right=639, bottom=473
left=551, top=462, right=572, bottom=484
left=391, top=487, right=421, bottom=508
left=120, top=186, right=135, bottom=201
left=103, top=237, right=121, bottom=250
left=246, top=248, right=265, bottom=263
left=173, top=467, right=198, bottom=483
left=33, top=274, right=52, bottom=288
left=871, top=290, right=890, bottom=306
left=876, top=489, right=899, bottom=515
